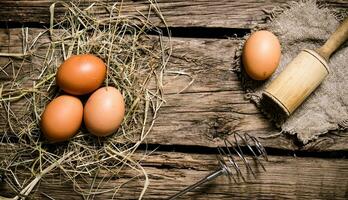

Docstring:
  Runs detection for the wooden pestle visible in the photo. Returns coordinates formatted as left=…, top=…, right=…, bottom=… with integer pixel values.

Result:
left=263, top=17, right=348, bottom=116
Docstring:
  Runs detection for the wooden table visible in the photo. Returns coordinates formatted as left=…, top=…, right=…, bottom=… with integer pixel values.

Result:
left=1, top=1, right=348, bottom=199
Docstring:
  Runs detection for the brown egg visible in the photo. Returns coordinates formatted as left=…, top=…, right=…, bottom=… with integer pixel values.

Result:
left=242, top=30, right=281, bottom=80
left=84, top=87, right=125, bottom=137
left=56, top=54, right=106, bottom=95
left=41, top=95, right=83, bottom=142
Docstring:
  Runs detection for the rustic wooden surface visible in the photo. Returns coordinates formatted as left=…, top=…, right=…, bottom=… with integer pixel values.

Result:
left=1, top=148, right=348, bottom=200
left=0, top=0, right=348, bottom=199
left=0, top=0, right=347, bottom=28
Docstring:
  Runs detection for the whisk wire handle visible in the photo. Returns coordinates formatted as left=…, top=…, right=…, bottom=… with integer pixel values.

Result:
left=168, top=167, right=226, bottom=200
left=167, top=133, right=267, bottom=200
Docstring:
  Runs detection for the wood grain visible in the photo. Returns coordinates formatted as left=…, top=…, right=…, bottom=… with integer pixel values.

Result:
left=1, top=28, right=347, bottom=151
left=1, top=1, right=348, bottom=199
left=1, top=150, right=347, bottom=199
left=0, top=0, right=347, bottom=29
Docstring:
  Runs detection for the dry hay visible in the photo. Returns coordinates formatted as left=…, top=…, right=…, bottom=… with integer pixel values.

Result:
left=0, top=1, right=171, bottom=199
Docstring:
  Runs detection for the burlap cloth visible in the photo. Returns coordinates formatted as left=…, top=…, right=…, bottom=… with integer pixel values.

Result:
left=233, top=1, right=348, bottom=144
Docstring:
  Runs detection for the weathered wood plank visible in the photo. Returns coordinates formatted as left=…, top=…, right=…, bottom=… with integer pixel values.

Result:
left=1, top=28, right=347, bottom=151
left=144, top=36, right=348, bottom=151
left=0, top=0, right=347, bottom=29
left=1, top=150, right=348, bottom=199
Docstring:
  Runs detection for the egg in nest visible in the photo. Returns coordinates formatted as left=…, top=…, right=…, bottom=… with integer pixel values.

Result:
left=56, top=54, right=106, bottom=95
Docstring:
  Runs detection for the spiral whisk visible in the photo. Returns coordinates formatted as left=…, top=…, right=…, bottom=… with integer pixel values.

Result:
left=168, top=133, right=268, bottom=200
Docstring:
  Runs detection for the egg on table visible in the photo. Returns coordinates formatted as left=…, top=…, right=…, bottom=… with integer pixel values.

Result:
left=41, top=95, right=83, bottom=142
left=242, top=30, right=281, bottom=80
left=56, top=54, right=106, bottom=95
left=84, top=86, right=125, bottom=137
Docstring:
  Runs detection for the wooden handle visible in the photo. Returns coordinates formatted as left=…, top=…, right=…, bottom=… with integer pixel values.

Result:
left=317, top=17, right=348, bottom=61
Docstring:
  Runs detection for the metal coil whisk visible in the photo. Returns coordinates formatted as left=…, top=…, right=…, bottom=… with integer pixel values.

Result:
left=168, top=133, right=268, bottom=200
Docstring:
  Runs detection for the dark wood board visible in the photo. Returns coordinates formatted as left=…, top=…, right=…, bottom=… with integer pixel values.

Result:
left=1, top=150, right=348, bottom=199
left=0, top=0, right=347, bottom=28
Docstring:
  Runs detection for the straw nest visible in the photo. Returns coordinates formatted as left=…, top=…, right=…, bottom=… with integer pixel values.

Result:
left=0, top=1, right=171, bottom=199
